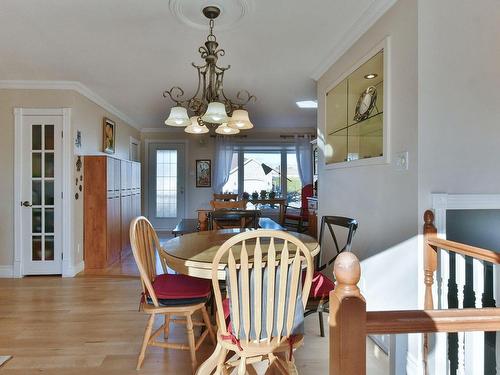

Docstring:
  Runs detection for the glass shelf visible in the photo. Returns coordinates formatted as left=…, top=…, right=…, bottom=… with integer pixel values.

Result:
left=328, top=111, right=383, bottom=136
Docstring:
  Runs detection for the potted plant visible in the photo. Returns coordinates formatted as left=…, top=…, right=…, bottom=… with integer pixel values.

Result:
left=269, top=191, right=276, bottom=199
left=260, top=190, right=267, bottom=199
left=242, top=192, right=250, bottom=200
left=252, top=191, right=259, bottom=200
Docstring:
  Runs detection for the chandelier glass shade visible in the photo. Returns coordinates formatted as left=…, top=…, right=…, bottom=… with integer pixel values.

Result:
left=201, top=101, right=228, bottom=124
left=228, top=109, right=254, bottom=130
left=215, top=123, right=240, bottom=135
left=184, top=116, right=209, bottom=134
left=163, top=6, right=256, bottom=135
left=164, top=106, right=190, bottom=127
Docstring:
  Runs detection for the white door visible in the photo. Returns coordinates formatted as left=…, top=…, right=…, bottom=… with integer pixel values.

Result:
left=21, top=115, right=63, bottom=274
left=148, top=143, right=185, bottom=230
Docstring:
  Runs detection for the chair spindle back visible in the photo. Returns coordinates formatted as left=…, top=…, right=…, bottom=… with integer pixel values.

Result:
left=211, top=230, right=314, bottom=344
left=130, top=216, right=167, bottom=307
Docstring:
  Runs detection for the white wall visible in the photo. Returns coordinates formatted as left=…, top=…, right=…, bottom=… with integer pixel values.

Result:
left=0, top=89, right=139, bottom=272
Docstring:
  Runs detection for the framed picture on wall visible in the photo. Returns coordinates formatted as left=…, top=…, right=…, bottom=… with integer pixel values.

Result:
left=103, top=117, right=116, bottom=154
left=196, top=159, right=211, bottom=188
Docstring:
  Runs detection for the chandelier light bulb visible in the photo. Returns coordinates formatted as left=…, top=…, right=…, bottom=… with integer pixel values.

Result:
left=165, top=106, right=190, bottom=127
left=228, top=109, right=254, bottom=130
left=201, top=102, right=228, bottom=124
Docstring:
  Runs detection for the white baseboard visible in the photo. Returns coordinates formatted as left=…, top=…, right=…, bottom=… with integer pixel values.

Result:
left=0, top=265, right=14, bottom=278
left=63, top=261, right=84, bottom=277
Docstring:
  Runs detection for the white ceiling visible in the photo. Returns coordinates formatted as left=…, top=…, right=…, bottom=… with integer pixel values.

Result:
left=0, top=0, right=394, bottom=129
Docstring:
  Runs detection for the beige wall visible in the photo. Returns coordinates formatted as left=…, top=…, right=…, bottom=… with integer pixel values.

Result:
left=317, top=0, right=418, bottom=309
left=418, top=0, right=500, bottom=215
left=0, top=89, right=139, bottom=268
left=317, top=1, right=418, bottom=369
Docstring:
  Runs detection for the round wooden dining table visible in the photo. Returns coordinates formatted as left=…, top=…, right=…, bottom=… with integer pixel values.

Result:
left=161, top=228, right=320, bottom=280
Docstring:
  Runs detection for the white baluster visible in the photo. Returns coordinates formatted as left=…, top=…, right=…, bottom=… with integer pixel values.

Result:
left=465, top=258, right=485, bottom=374
left=456, top=253, right=466, bottom=375
left=435, top=249, right=450, bottom=374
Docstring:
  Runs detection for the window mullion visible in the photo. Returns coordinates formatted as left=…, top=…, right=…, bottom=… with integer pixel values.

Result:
left=281, top=150, right=287, bottom=200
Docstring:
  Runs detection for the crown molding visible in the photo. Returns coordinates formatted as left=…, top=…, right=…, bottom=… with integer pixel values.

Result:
left=0, top=80, right=141, bottom=130
left=310, top=0, right=398, bottom=81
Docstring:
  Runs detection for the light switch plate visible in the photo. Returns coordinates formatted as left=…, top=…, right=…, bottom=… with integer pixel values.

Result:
left=395, top=151, right=409, bottom=170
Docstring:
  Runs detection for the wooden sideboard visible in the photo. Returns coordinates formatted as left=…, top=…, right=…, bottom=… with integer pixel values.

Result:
left=84, top=156, right=141, bottom=270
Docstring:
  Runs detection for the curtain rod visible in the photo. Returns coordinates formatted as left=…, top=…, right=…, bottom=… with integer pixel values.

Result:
left=209, top=134, right=315, bottom=139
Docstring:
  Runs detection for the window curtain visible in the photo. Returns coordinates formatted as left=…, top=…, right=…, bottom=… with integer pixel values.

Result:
left=213, top=136, right=234, bottom=193
left=295, top=135, right=313, bottom=187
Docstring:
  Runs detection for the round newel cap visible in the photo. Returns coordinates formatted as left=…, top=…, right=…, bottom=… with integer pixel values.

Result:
left=334, top=252, right=361, bottom=286
left=424, top=210, right=434, bottom=225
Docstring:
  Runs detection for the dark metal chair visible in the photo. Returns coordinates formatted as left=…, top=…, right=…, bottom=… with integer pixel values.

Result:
left=305, top=215, right=358, bottom=337
left=208, top=210, right=260, bottom=230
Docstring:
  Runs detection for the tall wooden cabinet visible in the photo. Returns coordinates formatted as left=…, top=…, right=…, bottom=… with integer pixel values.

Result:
left=84, top=156, right=141, bottom=270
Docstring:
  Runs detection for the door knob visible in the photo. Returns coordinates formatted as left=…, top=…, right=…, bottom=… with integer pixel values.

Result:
left=21, top=201, right=32, bottom=207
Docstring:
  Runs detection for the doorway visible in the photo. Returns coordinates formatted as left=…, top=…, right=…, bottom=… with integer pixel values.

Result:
left=147, top=143, right=186, bottom=230
left=16, top=111, right=64, bottom=275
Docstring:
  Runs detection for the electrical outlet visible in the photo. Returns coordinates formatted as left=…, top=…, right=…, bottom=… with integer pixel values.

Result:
left=395, top=151, right=409, bottom=170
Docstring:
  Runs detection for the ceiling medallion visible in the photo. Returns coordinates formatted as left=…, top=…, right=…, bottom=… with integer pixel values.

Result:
left=163, top=5, right=256, bottom=135
left=168, top=0, right=254, bottom=31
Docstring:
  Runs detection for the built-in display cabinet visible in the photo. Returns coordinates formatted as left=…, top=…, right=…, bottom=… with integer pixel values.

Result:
left=324, top=38, right=390, bottom=168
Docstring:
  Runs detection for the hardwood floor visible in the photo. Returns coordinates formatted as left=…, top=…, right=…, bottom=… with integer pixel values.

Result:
left=0, top=250, right=389, bottom=374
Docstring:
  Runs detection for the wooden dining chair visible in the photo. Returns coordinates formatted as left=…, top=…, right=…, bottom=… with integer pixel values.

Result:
left=210, top=199, right=247, bottom=210
left=213, top=193, right=238, bottom=201
left=208, top=210, right=259, bottom=230
left=130, top=216, right=215, bottom=372
left=304, top=215, right=358, bottom=337
left=197, top=230, right=314, bottom=375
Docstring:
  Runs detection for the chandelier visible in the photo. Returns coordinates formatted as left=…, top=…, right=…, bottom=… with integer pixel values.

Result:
left=163, top=6, right=256, bottom=135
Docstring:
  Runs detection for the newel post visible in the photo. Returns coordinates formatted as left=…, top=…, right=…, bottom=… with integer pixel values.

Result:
left=423, top=210, right=437, bottom=375
left=329, top=252, right=366, bottom=375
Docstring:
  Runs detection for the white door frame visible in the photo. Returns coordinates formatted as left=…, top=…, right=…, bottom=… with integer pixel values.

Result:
left=143, top=139, right=188, bottom=229
left=13, top=108, right=73, bottom=277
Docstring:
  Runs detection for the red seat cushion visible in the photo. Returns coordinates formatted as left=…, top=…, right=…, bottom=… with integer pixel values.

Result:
left=303, top=271, right=335, bottom=299
left=152, top=274, right=211, bottom=300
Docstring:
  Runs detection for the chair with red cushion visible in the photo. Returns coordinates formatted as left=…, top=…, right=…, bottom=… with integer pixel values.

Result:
left=130, top=216, right=215, bottom=372
left=282, top=184, right=313, bottom=232
left=305, top=215, right=358, bottom=337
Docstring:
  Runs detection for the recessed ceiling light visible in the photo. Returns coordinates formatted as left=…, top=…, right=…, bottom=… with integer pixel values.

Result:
left=364, top=73, right=378, bottom=79
left=296, top=100, right=318, bottom=109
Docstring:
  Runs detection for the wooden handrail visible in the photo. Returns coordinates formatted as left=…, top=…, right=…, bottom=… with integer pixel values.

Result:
left=427, top=237, right=500, bottom=264
left=366, top=307, right=500, bottom=335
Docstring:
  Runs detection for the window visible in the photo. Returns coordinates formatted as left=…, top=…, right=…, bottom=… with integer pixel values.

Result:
left=222, top=145, right=303, bottom=207
left=243, top=152, right=281, bottom=196
left=156, top=150, right=177, bottom=217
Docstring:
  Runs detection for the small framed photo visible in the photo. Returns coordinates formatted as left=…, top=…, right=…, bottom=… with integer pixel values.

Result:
left=103, top=118, right=116, bottom=154
left=196, top=159, right=211, bottom=188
